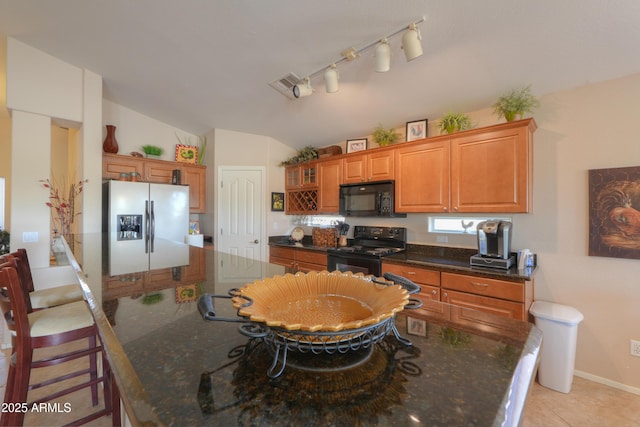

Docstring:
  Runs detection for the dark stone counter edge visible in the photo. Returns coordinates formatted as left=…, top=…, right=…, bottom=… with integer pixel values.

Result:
left=268, top=236, right=536, bottom=281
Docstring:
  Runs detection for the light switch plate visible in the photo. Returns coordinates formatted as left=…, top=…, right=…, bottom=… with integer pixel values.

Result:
left=22, top=231, right=38, bottom=243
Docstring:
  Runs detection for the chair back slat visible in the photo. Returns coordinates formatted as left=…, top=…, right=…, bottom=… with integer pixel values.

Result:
left=0, top=254, right=34, bottom=313
left=0, top=262, right=32, bottom=343
left=15, top=249, right=35, bottom=293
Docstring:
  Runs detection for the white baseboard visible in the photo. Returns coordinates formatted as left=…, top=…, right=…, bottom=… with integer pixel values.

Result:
left=574, top=370, right=640, bottom=396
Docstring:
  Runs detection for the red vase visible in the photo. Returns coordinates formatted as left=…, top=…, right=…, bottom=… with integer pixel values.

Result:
left=103, top=125, right=119, bottom=153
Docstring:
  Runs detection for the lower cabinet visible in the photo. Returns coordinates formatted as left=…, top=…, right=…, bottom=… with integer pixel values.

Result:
left=269, top=246, right=328, bottom=273
left=382, top=262, right=533, bottom=321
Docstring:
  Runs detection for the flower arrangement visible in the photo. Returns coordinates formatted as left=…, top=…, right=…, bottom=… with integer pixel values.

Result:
left=372, top=124, right=400, bottom=146
left=41, top=176, right=88, bottom=238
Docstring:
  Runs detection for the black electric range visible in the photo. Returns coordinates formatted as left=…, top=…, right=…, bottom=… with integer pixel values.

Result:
left=327, top=226, right=407, bottom=276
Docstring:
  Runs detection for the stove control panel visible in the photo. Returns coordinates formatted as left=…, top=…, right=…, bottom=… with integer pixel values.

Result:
left=353, top=226, right=406, bottom=241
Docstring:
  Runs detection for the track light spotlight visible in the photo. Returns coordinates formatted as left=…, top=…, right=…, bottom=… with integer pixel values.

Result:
left=402, top=22, right=423, bottom=61
left=374, top=38, right=391, bottom=72
left=293, top=78, right=313, bottom=98
left=324, top=64, right=339, bottom=93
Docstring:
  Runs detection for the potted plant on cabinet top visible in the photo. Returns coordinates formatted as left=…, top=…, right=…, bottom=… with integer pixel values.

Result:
left=438, top=112, right=473, bottom=134
left=142, top=145, right=164, bottom=159
left=492, top=85, right=539, bottom=122
left=372, top=124, right=400, bottom=147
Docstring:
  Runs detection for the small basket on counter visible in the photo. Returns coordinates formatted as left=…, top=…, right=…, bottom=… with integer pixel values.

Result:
left=312, top=227, right=337, bottom=248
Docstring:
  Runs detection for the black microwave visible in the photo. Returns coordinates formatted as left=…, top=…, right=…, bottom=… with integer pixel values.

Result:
left=339, top=180, right=406, bottom=217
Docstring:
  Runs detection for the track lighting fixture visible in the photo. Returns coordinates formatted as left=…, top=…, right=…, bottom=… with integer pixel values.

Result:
left=324, top=64, right=339, bottom=93
left=285, top=16, right=425, bottom=99
left=374, top=38, right=391, bottom=72
left=402, top=22, right=423, bottom=61
left=293, top=78, right=313, bottom=98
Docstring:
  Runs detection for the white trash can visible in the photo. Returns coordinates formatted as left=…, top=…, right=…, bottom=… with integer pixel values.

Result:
left=529, top=301, right=584, bottom=393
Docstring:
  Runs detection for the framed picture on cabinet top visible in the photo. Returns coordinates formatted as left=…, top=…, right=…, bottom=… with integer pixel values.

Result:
left=346, top=138, right=368, bottom=153
left=189, top=220, right=200, bottom=235
left=175, top=144, right=198, bottom=164
left=406, top=119, right=428, bottom=142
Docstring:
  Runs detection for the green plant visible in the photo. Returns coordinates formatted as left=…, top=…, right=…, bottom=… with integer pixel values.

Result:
left=0, top=229, right=9, bottom=255
left=438, top=112, right=473, bottom=134
left=141, top=145, right=164, bottom=156
left=492, top=85, right=539, bottom=122
left=372, top=124, right=399, bottom=147
left=279, top=146, right=318, bottom=166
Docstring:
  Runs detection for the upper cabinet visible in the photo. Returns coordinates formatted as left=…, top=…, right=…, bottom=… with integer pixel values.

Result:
left=342, top=149, right=394, bottom=184
left=317, top=158, right=342, bottom=214
left=395, top=140, right=451, bottom=213
left=283, top=118, right=536, bottom=215
left=395, top=119, right=535, bottom=213
left=450, top=120, right=534, bottom=213
left=103, top=153, right=207, bottom=213
left=285, top=163, right=317, bottom=189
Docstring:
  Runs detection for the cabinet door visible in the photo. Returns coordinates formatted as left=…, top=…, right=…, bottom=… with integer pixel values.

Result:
left=285, top=166, right=300, bottom=189
left=451, top=124, right=531, bottom=212
left=367, top=150, right=394, bottom=182
left=181, top=164, right=207, bottom=213
left=317, top=159, right=342, bottom=213
left=144, top=160, right=175, bottom=183
left=395, top=141, right=450, bottom=213
left=102, top=154, right=144, bottom=180
left=342, top=151, right=394, bottom=184
left=342, top=154, right=367, bottom=184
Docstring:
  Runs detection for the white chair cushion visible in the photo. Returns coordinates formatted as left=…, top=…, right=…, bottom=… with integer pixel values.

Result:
left=28, top=300, right=95, bottom=337
left=30, top=283, right=84, bottom=309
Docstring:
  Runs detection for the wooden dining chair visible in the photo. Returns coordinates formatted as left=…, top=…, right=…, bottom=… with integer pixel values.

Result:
left=0, top=260, right=113, bottom=426
left=2, top=248, right=84, bottom=309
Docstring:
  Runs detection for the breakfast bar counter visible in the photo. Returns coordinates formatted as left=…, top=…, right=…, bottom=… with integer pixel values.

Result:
left=65, top=233, right=541, bottom=426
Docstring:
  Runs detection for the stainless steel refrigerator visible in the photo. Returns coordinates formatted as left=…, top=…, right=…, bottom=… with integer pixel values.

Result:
left=103, top=180, right=190, bottom=276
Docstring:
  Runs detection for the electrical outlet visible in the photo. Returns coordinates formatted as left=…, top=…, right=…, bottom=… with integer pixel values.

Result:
left=631, top=340, right=640, bottom=357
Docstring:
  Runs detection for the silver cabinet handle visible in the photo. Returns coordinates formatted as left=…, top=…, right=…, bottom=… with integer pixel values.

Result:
left=471, top=281, right=489, bottom=287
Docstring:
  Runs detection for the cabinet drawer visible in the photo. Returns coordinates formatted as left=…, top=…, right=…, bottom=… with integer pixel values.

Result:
left=296, top=262, right=327, bottom=273
left=442, top=290, right=524, bottom=320
left=270, top=246, right=296, bottom=260
left=296, top=250, right=327, bottom=265
left=269, top=256, right=294, bottom=268
left=382, top=262, right=441, bottom=286
left=441, top=272, right=524, bottom=302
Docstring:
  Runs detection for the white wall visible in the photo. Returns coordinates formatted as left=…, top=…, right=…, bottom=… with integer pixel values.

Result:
left=211, top=128, right=296, bottom=245
left=102, top=99, right=197, bottom=160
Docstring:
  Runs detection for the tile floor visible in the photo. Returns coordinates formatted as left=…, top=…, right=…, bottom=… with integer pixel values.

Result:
left=1, top=338, right=639, bottom=426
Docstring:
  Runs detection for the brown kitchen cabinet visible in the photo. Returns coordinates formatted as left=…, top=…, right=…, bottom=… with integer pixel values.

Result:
left=285, top=162, right=317, bottom=189
left=395, top=118, right=535, bottom=213
left=342, top=149, right=394, bottom=184
left=382, top=262, right=445, bottom=319
left=394, top=140, right=450, bottom=212
left=317, top=158, right=342, bottom=213
left=441, top=272, right=533, bottom=321
left=102, top=153, right=144, bottom=180
left=269, top=246, right=327, bottom=273
left=382, top=262, right=533, bottom=322
left=450, top=119, right=535, bottom=213
left=102, top=153, right=207, bottom=213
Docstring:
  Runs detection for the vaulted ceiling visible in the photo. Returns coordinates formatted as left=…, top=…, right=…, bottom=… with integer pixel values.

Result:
left=1, top=1, right=640, bottom=149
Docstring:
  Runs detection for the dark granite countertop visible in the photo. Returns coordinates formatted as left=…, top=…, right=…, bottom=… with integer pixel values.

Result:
left=65, top=233, right=541, bottom=426
left=269, top=236, right=536, bottom=281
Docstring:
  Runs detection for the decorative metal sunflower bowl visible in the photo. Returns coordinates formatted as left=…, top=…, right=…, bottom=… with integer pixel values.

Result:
left=230, top=270, right=410, bottom=332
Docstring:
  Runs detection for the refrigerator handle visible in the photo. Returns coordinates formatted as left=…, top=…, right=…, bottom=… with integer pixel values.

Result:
left=150, top=200, right=155, bottom=253
left=145, top=200, right=150, bottom=254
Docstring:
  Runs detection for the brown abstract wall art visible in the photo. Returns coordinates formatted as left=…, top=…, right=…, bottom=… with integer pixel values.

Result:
left=589, top=165, right=640, bottom=259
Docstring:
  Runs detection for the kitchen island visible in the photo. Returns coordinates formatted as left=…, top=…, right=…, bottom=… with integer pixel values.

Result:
left=64, top=233, right=541, bottom=426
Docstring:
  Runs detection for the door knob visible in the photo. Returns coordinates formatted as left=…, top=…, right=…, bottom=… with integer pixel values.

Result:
left=250, top=239, right=259, bottom=244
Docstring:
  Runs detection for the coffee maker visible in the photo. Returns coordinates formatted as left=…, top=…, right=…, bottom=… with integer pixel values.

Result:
left=471, top=220, right=515, bottom=269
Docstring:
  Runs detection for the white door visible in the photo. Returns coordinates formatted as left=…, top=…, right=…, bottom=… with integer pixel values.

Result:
left=217, top=167, right=265, bottom=282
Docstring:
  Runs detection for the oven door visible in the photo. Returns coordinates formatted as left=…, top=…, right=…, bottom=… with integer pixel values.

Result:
left=327, top=252, right=381, bottom=277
